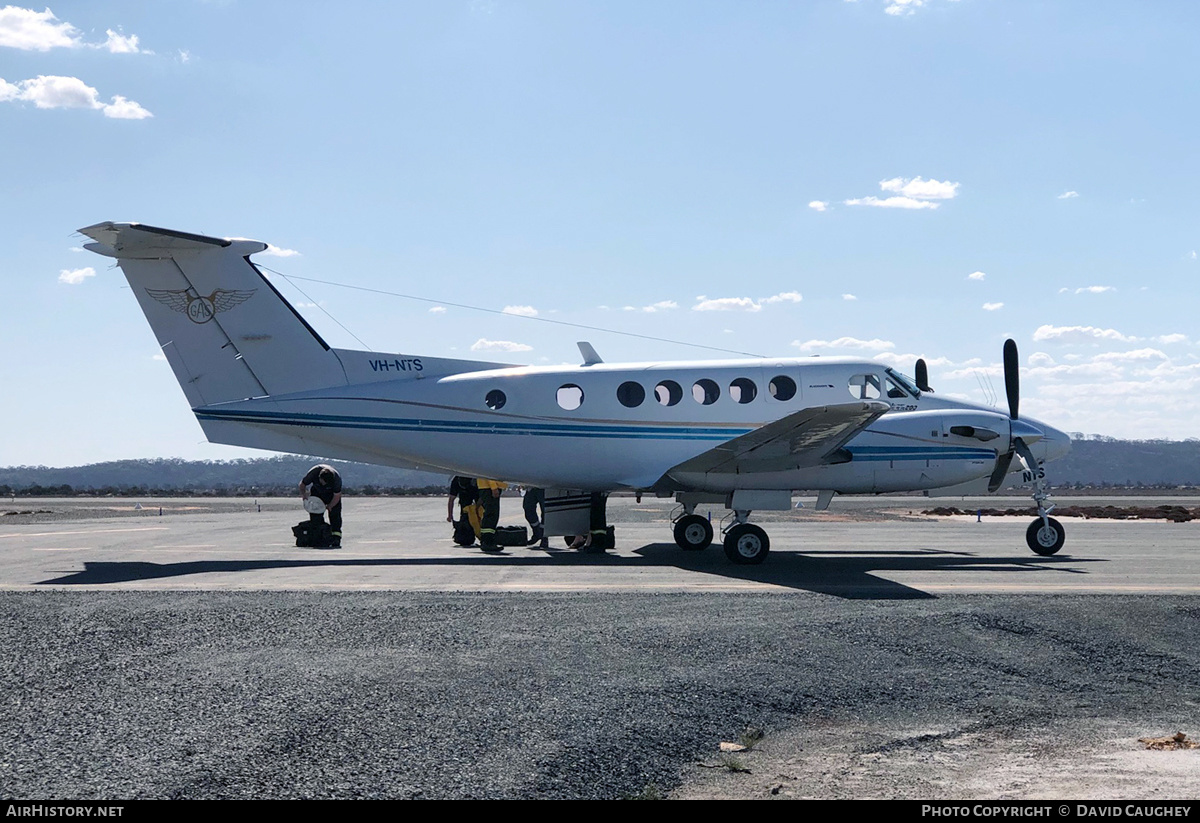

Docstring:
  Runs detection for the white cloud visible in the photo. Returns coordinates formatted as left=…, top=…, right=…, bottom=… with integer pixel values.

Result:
left=470, top=338, right=532, bottom=352
left=844, top=176, right=959, bottom=210
left=885, top=0, right=927, bottom=15
left=0, top=6, right=79, bottom=50
left=101, top=28, right=141, bottom=54
left=843, top=195, right=939, bottom=210
left=638, top=300, right=678, bottom=313
left=763, top=291, right=802, bottom=304
left=1028, top=352, right=1055, bottom=367
left=808, top=200, right=828, bottom=212
left=0, top=8, right=148, bottom=54
left=502, top=305, right=538, bottom=317
left=0, top=74, right=152, bottom=118
left=793, top=337, right=896, bottom=352
left=1188, top=251, right=1197, bottom=261
left=1057, top=191, right=1080, bottom=199
left=262, top=244, right=300, bottom=257
left=58, top=266, right=95, bottom=284
left=178, top=49, right=191, bottom=64
left=879, top=176, right=959, bottom=200
left=842, top=293, right=857, bottom=301
left=428, top=306, right=446, bottom=314
left=1092, top=348, right=1169, bottom=363
left=1075, top=285, right=1115, bottom=294
left=967, top=271, right=986, bottom=281
left=1032, top=324, right=1135, bottom=344
left=692, top=296, right=761, bottom=312
left=1155, top=333, right=1188, bottom=345
left=982, top=302, right=1004, bottom=311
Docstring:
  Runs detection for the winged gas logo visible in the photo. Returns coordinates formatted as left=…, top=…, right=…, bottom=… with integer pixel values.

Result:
left=146, top=288, right=256, bottom=324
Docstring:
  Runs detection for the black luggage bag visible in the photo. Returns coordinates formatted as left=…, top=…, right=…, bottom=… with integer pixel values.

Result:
left=293, top=520, right=334, bottom=548
left=452, top=518, right=476, bottom=546
left=494, top=525, right=529, bottom=546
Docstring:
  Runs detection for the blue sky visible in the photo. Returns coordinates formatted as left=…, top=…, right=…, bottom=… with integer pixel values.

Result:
left=3, top=1, right=1198, bottom=467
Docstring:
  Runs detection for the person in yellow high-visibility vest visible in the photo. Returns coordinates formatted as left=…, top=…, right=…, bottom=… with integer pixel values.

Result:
left=476, top=478, right=508, bottom=551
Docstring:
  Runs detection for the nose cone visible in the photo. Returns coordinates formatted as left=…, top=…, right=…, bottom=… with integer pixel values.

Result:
left=1026, top=418, right=1072, bottom=464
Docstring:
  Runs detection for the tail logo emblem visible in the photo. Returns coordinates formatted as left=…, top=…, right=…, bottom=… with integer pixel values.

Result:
left=146, top=288, right=257, bottom=324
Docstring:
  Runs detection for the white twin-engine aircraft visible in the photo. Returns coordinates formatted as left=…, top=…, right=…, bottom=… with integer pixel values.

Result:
left=80, top=221, right=1072, bottom=565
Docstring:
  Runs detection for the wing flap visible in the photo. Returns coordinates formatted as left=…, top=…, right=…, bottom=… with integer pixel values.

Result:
left=666, top=401, right=889, bottom=478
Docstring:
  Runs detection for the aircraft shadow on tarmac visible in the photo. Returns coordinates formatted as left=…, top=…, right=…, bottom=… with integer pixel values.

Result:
left=39, top=543, right=1105, bottom=600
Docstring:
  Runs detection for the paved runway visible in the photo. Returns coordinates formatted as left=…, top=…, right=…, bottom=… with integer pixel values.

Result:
left=4, top=494, right=1200, bottom=799
left=2, top=495, right=1198, bottom=598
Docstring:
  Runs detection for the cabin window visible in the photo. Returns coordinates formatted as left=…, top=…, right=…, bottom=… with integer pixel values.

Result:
left=692, top=379, right=720, bottom=405
left=729, top=377, right=757, bottom=404
left=617, top=381, right=645, bottom=408
left=768, top=375, right=796, bottom=402
left=557, top=384, right=584, bottom=410
left=654, top=380, right=683, bottom=406
left=848, top=373, right=881, bottom=400
left=485, top=389, right=507, bottom=410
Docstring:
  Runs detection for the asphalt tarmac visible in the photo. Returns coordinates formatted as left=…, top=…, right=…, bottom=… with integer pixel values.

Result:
left=2, top=495, right=1198, bottom=799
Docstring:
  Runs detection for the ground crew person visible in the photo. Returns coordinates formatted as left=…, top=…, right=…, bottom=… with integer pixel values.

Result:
left=299, top=464, right=343, bottom=548
left=522, top=486, right=547, bottom=548
left=476, top=478, right=507, bottom=551
left=447, top=476, right=482, bottom=546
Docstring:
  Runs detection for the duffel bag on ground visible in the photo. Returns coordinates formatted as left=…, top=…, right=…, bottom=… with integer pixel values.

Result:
left=494, top=525, right=529, bottom=546
left=452, top=518, right=476, bottom=546
left=293, top=520, right=334, bottom=548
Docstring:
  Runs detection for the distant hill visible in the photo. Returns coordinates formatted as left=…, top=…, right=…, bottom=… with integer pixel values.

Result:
left=0, top=456, right=446, bottom=497
left=1, top=438, right=1198, bottom=496
left=1043, top=437, right=1200, bottom=489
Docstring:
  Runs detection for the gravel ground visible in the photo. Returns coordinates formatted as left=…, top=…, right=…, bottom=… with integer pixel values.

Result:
left=3, top=591, right=1199, bottom=800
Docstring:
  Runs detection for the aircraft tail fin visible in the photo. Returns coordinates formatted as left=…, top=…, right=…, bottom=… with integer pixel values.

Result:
left=80, top=221, right=348, bottom=407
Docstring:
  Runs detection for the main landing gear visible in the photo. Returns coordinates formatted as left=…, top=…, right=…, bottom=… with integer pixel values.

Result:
left=671, top=504, right=770, bottom=564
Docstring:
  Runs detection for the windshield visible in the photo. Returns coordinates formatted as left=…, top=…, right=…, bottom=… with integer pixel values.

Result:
left=885, top=368, right=921, bottom=397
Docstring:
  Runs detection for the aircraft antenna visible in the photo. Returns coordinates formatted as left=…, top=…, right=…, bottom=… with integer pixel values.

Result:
left=260, top=267, right=767, bottom=358
left=270, top=271, right=373, bottom=351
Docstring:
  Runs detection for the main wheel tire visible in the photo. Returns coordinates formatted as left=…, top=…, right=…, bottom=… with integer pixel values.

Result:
left=1026, top=516, right=1065, bottom=556
left=723, top=523, right=770, bottom=565
left=673, top=514, right=714, bottom=551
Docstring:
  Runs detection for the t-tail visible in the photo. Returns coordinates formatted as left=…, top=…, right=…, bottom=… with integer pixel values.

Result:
left=79, top=222, right=504, bottom=457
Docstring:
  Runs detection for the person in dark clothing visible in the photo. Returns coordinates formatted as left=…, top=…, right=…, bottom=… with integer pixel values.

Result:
left=522, top=487, right=548, bottom=548
left=299, top=464, right=343, bottom=548
left=568, top=492, right=608, bottom=552
left=476, top=478, right=507, bottom=551
left=447, top=475, right=481, bottom=546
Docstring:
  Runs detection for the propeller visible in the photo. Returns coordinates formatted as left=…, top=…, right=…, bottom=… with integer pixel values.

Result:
left=987, top=338, right=1043, bottom=492
left=915, top=358, right=932, bottom=393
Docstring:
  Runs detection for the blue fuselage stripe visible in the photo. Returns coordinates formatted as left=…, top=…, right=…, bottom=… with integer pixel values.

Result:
left=193, top=408, right=997, bottom=459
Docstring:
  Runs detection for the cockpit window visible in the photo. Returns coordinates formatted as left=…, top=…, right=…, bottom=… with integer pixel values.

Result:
left=885, top=368, right=921, bottom=398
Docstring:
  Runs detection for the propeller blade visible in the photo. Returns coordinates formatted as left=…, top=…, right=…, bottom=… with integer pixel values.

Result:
left=1013, top=436, right=1040, bottom=475
left=1003, top=338, right=1019, bottom=420
left=987, top=449, right=1014, bottom=493
left=915, top=358, right=931, bottom=393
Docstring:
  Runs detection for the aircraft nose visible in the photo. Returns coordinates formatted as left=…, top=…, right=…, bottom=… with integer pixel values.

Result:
left=1039, top=424, right=1072, bottom=463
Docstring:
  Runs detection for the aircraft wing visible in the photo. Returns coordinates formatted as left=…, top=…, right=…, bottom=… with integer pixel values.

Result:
left=665, top=401, right=890, bottom=478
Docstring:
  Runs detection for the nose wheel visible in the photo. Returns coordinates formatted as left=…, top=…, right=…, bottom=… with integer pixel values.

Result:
left=1026, top=516, right=1065, bottom=556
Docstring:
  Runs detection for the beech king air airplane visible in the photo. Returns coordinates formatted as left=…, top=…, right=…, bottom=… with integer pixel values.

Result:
left=80, top=221, right=1072, bottom=565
